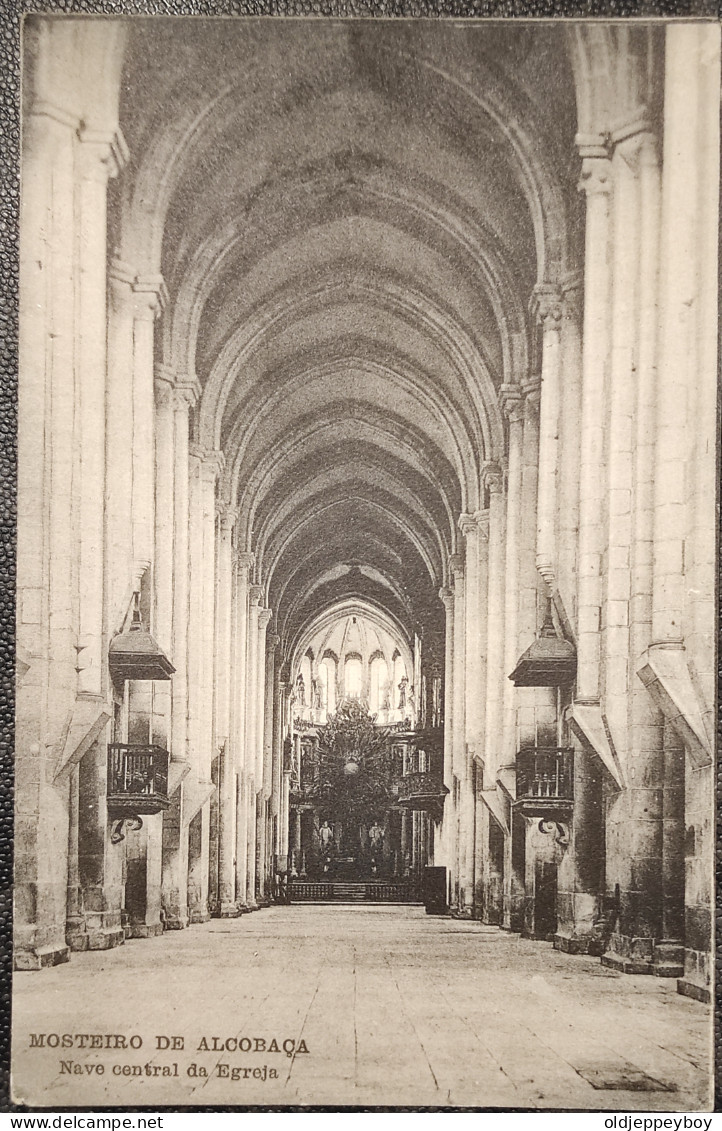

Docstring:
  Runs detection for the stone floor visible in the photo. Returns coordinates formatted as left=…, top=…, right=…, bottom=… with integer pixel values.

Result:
left=12, top=906, right=713, bottom=1110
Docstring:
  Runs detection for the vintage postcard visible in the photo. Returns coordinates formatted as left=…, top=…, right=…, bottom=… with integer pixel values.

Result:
left=11, top=14, right=718, bottom=1110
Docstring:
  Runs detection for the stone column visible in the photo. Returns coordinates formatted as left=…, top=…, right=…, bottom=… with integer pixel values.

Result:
left=263, top=632, right=277, bottom=804
left=271, top=673, right=285, bottom=854
left=517, top=377, right=544, bottom=749
left=171, top=384, right=197, bottom=767
left=448, top=555, right=465, bottom=909
left=186, top=447, right=205, bottom=809
left=73, top=129, right=128, bottom=953
left=256, top=609, right=273, bottom=901
left=533, top=286, right=563, bottom=595
left=105, top=259, right=137, bottom=629
left=500, top=387, right=524, bottom=764
left=75, top=128, right=125, bottom=697
left=478, top=465, right=506, bottom=923
left=576, top=148, right=612, bottom=702
left=201, top=453, right=224, bottom=784
left=168, top=382, right=202, bottom=924
left=472, top=512, right=489, bottom=913
left=214, top=507, right=238, bottom=917
left=556, top=276, right=583, bottom=628
left=499, top=387, right=524, bottom=931
left=233, top=553, right=253, bottom=911
left=131, top=278, right=166, bottom=574
left=458, top=513, right=486, bottom=916
left=601, top=125, right=668, bottom=973
left=152, top=372, right=175, bottom=742
left=482, top=464, right=506, bottom=784
left=556, top=149, right=613, bottom=955
left=245, top=586, right=262, bottom=909
left=155, top=372, right=187, bottom=931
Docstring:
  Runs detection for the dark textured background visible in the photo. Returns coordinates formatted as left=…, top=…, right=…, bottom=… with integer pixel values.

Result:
left=1, top=0, right=719, bottom=1113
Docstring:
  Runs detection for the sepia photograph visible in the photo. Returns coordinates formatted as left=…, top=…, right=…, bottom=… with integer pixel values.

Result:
left=10, top=13, right=718, bottom=1110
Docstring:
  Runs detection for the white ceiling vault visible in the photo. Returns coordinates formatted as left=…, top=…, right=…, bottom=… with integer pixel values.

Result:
left=112, top=20, right=589, bottom=661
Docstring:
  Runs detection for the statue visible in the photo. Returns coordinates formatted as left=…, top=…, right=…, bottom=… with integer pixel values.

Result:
left=369, top=821, right=384, bottom=850
left=296, top=672, right=306, bottom=706
left=319, top=820, right=334, bottom=852
left=398, top=675, right=408, bottom=710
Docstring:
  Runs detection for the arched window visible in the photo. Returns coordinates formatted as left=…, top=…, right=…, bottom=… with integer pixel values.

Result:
left=318, top=657, right=337, bottom=716
left=369, top=655, right=389, bottom=715
left=344, top=654, right=363, bottom=699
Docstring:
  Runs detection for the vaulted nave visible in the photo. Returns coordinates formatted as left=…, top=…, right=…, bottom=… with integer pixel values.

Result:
left=15, top=15, right=718, bottom=1049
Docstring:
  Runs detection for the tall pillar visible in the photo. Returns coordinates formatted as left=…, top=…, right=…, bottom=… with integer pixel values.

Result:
left=256, top=609, right=273, bottom=901
left=214, top=507, right=238, bottom=917
left=72, top=129, right=128, bottom=953
left=233, top=553, right=253, bottom=911
left=75, top=128, right=125, bottom=696
left=482, top=464, right=506, bottom=782
left=500, top=387, right=524, bottom=763
left=166, top=381, right=200, bottom=924
left=105, top=259, right=137, bottom=628
left=556, top=277, right=583, bottom=621
left=601, top=124, right=669, bottom=973
left=245, top=586, right=262, bottom=909
left=458, top=513, right=486, bottom=916
left=472, top=513, right=489, bottom=914
left=131, top=279, right=166, bottom=573
left=533, top=286, right=563, bottom=596
left=152, top=373, right=175, bottom=740
left=499, top=387, right=524, bottom=931
left=271, top=673, right=285, bottom=854
left=448, top=555, right=465, bottom=909
left=479, top=465, right=506, bottom=922
left=576, top=148, right=612, bottom=702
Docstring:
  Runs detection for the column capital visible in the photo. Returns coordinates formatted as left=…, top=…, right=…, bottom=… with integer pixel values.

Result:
left=153, top=373, right=175, bottom=409
left=448, top=552, right=464, bottom=581
left=235, top=550, right=255, bottom=574
left=108, top=256, right=136, bottom=288
left=76, top=124, right=129, bottom=180
left=560, top=270, right=584, bottom=322
left=482, top=461, right=505, bottom=496
left=458, top=512, right=479, bottom=538
left=202, top=449, right=225, bottom=484
left=175, top=378, right=202, bottom=410
left=29, top=98, right=80, bottom=132
left=522, top=376, right=541, bottom=411
left=499, top=384, right=524, bottom=424
left=439, top=586, right=454, bottom=611
left=530, top=283, right=563, bottom=331
left=133, top=274, right=169, bottom=319
left=609, top=108, right=653, bottom=148
left=577, top=153, right=612, bottom=197
left=249, top=584, right=264, bottom=608
left=258, top=608, right=273, bottom=631
left=267, top=632, right=281, bottom=650
left=216, top=501, right=236, bottom=533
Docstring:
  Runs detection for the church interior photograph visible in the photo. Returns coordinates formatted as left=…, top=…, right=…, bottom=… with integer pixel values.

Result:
left=11, top=15, right=718, bottom=1110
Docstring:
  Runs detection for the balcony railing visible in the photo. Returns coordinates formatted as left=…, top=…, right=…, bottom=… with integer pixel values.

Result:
left=514, top=747, right=574, bottom=823
left=397, top=768, right=449, bottom=819
left=107, top=743, right=171, bottom=816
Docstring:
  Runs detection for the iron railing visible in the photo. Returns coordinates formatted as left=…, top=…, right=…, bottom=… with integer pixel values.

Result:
left=107, top=743, right=170, bottom=813
left=516, top=747, right=574, bottom=801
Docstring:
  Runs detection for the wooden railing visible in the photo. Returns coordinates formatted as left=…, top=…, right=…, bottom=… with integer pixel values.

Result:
left=516, top=747, right=574, bottom=801
left=107, top=743, right=170, bottom=814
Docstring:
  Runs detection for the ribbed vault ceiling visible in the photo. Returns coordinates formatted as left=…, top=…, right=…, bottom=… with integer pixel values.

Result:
left=117, top=19, right=581, bottom=660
